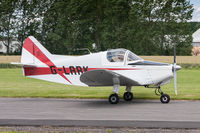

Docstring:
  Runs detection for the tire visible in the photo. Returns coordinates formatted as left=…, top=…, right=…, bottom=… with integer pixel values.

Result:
left=123, top=92, right=133, bottom=101
left=109, top=94, right=119, bottom=104
left=160, top=94, right=170, bottom=104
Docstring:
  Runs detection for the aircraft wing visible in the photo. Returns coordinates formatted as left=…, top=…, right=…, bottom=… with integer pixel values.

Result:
left=80, top=69, right=140, bottom=86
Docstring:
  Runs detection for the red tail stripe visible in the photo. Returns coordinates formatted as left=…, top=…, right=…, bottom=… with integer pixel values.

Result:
left=23, top=38, right=55, bottom=66
left=23, top=37, right=72, bottom=84
left=24, top=67, right=51, bottom=76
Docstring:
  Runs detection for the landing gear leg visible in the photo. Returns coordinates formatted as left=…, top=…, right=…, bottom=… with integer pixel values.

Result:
left=109, top=85, right=120, bottom=104
left=155, top=87, right=170, bottom=104
left=109, top=75, right=120, bottom=104
left=123, top=86, right=133, bottom=101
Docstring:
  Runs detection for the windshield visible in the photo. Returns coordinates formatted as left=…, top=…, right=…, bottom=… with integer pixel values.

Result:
left=107, top=49, right=126, bottom=62
left=127, top=51, right=142, bottom=62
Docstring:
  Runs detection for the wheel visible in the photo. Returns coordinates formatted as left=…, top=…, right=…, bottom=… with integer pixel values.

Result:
left=160, top=94, right=170, bottom=104
left=109, top=93, right=119, bottom=104
left=123, top=92, right=133, bottom=101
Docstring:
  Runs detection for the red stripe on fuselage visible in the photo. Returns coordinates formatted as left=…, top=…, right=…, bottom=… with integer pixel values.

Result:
left=24, top=67, right=51, bottom=76
left=23, top=37, right=72, bottom=84
left=23, top=67, right=140, bottom=76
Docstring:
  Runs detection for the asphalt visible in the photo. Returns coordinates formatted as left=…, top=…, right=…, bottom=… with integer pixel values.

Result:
left=0, top=98, right=200, bottom=129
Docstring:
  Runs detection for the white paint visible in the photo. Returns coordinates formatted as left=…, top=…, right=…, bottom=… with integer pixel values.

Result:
left=21, top=36, right=180, bottom=90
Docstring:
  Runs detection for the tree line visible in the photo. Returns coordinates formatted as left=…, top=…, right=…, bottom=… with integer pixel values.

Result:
left=0, top=0, right=195, bottom=55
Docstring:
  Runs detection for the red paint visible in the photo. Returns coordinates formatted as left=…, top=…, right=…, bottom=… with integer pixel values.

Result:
left=23, top=66, right=140, bottom=76
left=24, top=67, right=51, bottom=76
left=23, top=37, right=72, bottom=84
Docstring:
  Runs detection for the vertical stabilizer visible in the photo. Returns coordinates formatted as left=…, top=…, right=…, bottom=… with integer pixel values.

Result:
left=21, top=36, right=52, bottom=65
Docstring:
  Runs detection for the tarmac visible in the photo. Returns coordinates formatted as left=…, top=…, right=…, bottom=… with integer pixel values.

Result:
left=0, top=98, right=200, bottom=129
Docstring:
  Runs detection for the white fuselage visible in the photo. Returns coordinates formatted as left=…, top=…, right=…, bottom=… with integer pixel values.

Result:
left=20, top=36, right=180, bottom=104
left=26, top=50, right=173, bottom=87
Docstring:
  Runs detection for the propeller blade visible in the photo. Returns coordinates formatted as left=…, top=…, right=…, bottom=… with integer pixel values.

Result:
left=174, top=43, right=177, bottom=95
left=174, top=63, right=177, bottom=95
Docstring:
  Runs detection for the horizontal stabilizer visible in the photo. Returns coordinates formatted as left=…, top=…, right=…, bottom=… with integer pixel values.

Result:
left=11, top=62, right=38, bottom=67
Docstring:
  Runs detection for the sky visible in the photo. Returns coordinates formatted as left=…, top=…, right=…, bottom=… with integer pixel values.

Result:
left=190, top=0, right=200, bottom=21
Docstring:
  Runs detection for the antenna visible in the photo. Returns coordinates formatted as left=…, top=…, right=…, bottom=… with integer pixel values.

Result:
left=75, top=48, right=92, bottom=54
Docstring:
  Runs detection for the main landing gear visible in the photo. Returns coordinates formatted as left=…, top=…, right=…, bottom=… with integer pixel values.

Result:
left=109, top=76, right=170, bottom=104
left=109, top=75, right=120, bottom=104
left=109, top=78, right=120, bottom=104
left=109, top=84, right=133, bottom=104
left=109, top=75, right=134, bottom=104
left=155, top=87, right=170, bottom=104
left=123, top=86, right=133, bottom=101
left=109, top=93, right=119, bottom=104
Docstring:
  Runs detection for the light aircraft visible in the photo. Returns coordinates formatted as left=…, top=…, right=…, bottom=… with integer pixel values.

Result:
left=13, top=36, right=181, bottom=104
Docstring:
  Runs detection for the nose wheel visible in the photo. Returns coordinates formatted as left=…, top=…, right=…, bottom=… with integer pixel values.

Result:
left=155, top=87, right=170, bottom=104
left=160, top=94, right=170, bottom=103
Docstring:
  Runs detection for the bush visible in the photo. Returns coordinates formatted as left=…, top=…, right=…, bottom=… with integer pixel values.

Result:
left=0, top=64, right=21, bottom=68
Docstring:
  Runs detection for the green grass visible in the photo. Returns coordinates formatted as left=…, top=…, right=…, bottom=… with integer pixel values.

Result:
left=0, top=68, right=200, bottom=100
left=0, top=64, right=21, bottom=68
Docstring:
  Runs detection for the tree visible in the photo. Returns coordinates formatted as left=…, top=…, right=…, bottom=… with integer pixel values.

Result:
left=127, top=0, right=193, bottom=55
left=42, top=0, right=102, bottom=54
left=0, top=0, right=194, bottom=55
left=0, top=0, right=18, bottom=54
left=15, top=0, right=48, bottom=53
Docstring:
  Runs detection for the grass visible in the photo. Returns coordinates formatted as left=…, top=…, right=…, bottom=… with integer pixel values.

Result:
left=0, top=68, right=200, bottom=100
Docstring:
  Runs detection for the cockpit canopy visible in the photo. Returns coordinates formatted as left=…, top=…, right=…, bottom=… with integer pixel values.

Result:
left=127, top=51, right=142, bottom=61
left=107, top=48, right=142, bottom=63
left=107, top=49, right=126, bottom=62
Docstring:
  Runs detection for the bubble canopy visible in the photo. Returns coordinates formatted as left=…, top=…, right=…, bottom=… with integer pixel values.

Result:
left=106, top=49, right=142, bottom=63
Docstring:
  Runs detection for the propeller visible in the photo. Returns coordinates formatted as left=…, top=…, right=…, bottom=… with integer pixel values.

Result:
left=174, top=48, right=177, bottom=95
left=173, top=43, right=179, bottom=95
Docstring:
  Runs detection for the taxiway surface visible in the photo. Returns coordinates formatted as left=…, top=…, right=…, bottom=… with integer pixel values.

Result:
left=0, top=98, right=200, bottom=128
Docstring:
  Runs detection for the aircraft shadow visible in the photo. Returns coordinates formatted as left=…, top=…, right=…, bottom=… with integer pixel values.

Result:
left=78, top=99, right=160, bottom=108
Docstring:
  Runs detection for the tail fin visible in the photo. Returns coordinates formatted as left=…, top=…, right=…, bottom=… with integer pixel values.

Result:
left=21, top=36, right=52, bottom=65
left=20, top=36, right=72, bottom=85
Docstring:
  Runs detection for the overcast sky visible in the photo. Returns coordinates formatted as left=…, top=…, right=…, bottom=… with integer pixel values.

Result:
left=190, top=0, right=200, bottom=22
